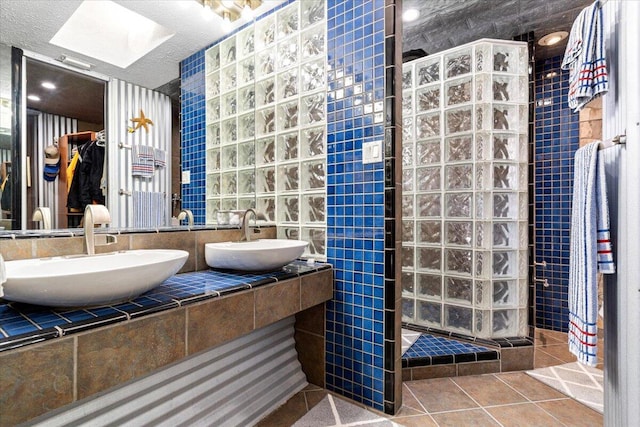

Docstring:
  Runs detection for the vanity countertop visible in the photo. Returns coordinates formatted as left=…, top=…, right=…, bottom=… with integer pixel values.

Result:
left=0, top=260, right=331, bottom=352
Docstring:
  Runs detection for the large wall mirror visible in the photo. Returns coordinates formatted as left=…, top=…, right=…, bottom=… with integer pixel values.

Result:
left=0, top=1, right=287, bottom=233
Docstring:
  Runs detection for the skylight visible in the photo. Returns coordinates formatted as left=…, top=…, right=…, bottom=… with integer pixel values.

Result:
left=49, top=0, right=175, bottom=69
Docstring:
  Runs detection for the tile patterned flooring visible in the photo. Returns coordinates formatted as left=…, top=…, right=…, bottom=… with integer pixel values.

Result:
left=258, top=329, right=604, bottom=426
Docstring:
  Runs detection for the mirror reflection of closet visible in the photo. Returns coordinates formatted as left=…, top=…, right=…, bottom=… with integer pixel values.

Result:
left=25, top=58, right=106, bottom=230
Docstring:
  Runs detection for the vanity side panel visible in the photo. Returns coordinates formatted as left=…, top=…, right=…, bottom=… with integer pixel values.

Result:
left=76, top=309, right=186, bottom=399
left=300, top=268, right=334, bottom=309
left=254, top=278, right=301, bottom=329
left=295, top=302, right=326, bottom=388
left=187, top=291, right=255, bottom=354
left=0, top=338, right=74, bottom=425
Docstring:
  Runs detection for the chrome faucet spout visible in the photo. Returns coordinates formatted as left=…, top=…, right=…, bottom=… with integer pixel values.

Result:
left=32, top=207, right=52, bottom=230
left=177, top=209, right=194, bottom=227
left=241, top=208, right=257, bottom=242
left=84, top=204, right=111, bottom=256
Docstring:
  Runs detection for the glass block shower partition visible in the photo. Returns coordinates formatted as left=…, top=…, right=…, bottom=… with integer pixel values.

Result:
left=204, top=0, right=327, bottom=258
left=401, top=39, right=529, bottom=338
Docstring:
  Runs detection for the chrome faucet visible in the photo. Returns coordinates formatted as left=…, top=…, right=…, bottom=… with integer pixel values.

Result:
left=241, top=208, right=257, bottom=242
left=84, top=204, right=117, bottom=255
left=177, top=209, right=194, bottom=227
left=32, top=207, right=52, bottom=230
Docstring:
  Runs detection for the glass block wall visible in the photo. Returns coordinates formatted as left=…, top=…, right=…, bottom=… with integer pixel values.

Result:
left=401, top=40, right=529, bottom=338
left=204, top=0, right=328, bottom=258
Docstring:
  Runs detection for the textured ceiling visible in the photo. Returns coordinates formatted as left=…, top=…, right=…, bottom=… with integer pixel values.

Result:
left=402, top=0, right=593, bottom=60
left=4, top=0, right=594, bottom=123
left=0, top=0, right=284, bottom=90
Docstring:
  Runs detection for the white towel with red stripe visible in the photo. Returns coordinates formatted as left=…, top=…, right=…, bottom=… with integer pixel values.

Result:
left=568, top=141, right=614, bottom=366
left=561, top=0, right=608, bottom=112
left=132, top=144, right=155, bottom=178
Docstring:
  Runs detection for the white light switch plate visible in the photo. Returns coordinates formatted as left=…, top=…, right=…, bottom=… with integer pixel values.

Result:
left=362, top=141, right=383, bottom=164
left=181, top=170, right=191, bottom=185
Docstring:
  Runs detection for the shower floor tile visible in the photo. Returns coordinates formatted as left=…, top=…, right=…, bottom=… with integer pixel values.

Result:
left=402, top=333, right=499, bottom=368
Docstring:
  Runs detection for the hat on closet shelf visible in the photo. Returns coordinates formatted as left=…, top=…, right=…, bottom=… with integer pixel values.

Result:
left=43, top=144, right=60, bottom=181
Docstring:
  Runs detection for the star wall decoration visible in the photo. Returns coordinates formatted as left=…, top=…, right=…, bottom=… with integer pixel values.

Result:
left=128, top=109, right=154, bottom=133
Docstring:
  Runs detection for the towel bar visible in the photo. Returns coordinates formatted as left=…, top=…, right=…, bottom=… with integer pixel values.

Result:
left=534, top=277, right=550, bottom=287
left=119, top=142, right=132, bottom=149
left=598, top=134, right=626, bottom=150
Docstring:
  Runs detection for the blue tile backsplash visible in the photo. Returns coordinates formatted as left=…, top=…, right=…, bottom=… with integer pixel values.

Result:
left=533, top=55, right=579, bottom=332
left=180, top=0, right=399, bottom=413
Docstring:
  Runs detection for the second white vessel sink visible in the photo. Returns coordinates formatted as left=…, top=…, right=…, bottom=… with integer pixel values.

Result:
left=205, top=239, right=308, bottom=271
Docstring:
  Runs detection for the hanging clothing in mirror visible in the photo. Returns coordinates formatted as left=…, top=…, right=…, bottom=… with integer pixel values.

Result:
left=67, top=139, right=105, bottom=213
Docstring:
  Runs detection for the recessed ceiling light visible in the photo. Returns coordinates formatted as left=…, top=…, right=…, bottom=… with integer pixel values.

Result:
left=403, top=8, right=420, bottom=22
left=538, top=31, right=569, bottom=46
left=27, top=95, right=41, bottom=102
left=41, top=82, right=56, bottom=90
left=49, top=0, right=175, bottom=69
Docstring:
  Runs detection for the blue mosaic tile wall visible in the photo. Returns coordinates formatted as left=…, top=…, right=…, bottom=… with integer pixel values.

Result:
left=181, top=51, right=207, bottom=224
left=324, top=0, right=396, bottom=413
left=180, top=0, right=399, bottom=414
left=533, top=55, right=579, bottom=332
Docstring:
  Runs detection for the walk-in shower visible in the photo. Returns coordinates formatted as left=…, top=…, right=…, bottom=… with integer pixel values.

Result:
left=401, top=39, right=529, bottom=339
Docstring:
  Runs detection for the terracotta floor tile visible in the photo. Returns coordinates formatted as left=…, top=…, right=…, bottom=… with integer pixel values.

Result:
left=304, top=389, right=329, bottom=410
left=536, top=399, right=603, bottom=427
left=391, top=414, right=439, bottom=426
left=255, top=391, right=308, bottom=427
left=497, top=372, right=567, bottom=401
left=430, top=408, right=500, bottom=426
left=486, top=402, right=564, bottom=426
left=401, top=383, right=427, bottom=414
left=302, top=383, right=323, bottom=392
left=537, top=344, right=578, bottom=363
left=534, top=348, right=566, bottom=369
left=405, top=378, right=479, bottom=413
left=453, top=375, right=527, bottom=407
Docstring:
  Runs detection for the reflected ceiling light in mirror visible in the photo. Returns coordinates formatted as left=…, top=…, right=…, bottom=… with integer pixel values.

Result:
left=538, top=31, right=568, bottom=46
left=403, top=8, right=420, bottom=22
left=41, top=82, right=56, bottom=90
left=58, top=54, right=94, bottom=71
left=241, top=0, right=254, bottom=19
left=198, top=0, right=263, bottom=23
left=27, top=95, right=41, bottom=102
left=221, top=11, right=233, bottom=31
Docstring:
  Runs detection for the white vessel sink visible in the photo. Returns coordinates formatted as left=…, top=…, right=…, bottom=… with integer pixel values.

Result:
left=1, top=249, right=188, bottom=307
left=205, top=239, right=308, bottom=271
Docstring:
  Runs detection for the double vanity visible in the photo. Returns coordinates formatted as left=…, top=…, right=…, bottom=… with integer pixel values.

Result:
left=0, top=210, right=333, bottom=425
